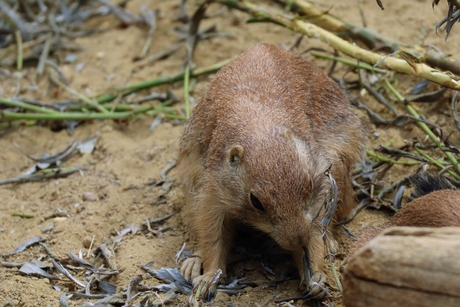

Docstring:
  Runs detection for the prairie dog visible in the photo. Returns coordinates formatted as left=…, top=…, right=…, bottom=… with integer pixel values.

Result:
left=177, top=43, right=366, bottom=299
left=354, top=173, right=460, bottom=251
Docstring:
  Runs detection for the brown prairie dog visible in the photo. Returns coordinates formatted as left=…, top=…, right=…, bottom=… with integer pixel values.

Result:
left=354, top=173, right=460, bottom=251
left=177, top=43, right=366, bottom=299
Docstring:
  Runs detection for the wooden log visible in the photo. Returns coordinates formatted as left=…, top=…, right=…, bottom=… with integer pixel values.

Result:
left=343, top=226, right=460, bottom=307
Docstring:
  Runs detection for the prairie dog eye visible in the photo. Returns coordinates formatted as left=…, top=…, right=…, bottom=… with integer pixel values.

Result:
left=250, top=193, right=265, bottom=211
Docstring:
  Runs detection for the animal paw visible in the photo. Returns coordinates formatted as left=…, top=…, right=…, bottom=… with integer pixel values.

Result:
left=301, top=271, right=329, bottom=300
left=180, top=254, right=202, bottom=281
left=189, top=270, right=223, bottom=303
left=325, top=234, right=339, bottom=256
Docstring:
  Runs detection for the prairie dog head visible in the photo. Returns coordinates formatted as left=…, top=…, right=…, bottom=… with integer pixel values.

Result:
left=216, top=128, right=330, bottom=251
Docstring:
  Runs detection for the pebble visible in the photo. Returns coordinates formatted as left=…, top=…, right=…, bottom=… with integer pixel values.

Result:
left=82, top=192, right=97, bottom=202
left=215, top=292, right=230, bottom=301
left=9, top=299, right=19, bottom=306
left=96, top=51, right=106, bottom=59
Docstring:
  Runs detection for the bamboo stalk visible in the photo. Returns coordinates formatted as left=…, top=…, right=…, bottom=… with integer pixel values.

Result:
left=278, top=0, right=404, bottom=51
left=310, top=51, right=387, bottom=73
left=215, top=0, right=460, bottom=90
left=277, top=0, right=460, bottom=76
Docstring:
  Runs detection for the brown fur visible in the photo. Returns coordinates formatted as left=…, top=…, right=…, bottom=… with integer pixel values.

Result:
left=354, top=189, right=460, bottom=252
left=177, top=43, right=366, bottom=298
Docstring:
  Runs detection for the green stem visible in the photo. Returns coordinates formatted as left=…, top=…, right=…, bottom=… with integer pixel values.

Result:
left=366, top=149, right=420, bottom=165
left=11, top=212, right=34, bottom=218
left=1, top=105, right=153, bottom=121
left=0, top=120, right=36, bottom=130
left=66, top=102, right=169, bottom=112
left=50, top=75, right=109, bottom=113
left=184, top=65, right=191, bottom=120
left=331, top=261, right=343, bottom=294
left=96, top=58, right=231, bottom=105
left=14, top=30, right=23, bottom=71
left=310, top=52, right=387, bottom=73
left=414, top=147, right=460, bottom=180
left=0, top=97, right=59, bottom=114
left=384, top=79, right=460, bottom=175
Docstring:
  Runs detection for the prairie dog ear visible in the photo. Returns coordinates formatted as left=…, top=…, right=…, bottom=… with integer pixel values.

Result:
left=227, top=145, right=244, bottom=167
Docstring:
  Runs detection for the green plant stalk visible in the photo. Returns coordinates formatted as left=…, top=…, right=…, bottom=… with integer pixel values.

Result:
left=331, top=261, right=343, bottom=294
left=37, top=37, right=52, bottom=77
left=184, top=65, right=191, bottom=119
left=384, top=79, right=460, bottom=175
left=96, top=58, right=231, bottom=105
left=366, top=150, right=420, bottom=166
left=67, top=101, right=171, bottom=112
left=214, top=0, right=460, bottom=90
left=0, top=97, right=60, bottom=114
left=0, top=120, right=36, bottom=130
left=50, top=75, right=109, bottom=113
left=11, top=212, right=34, bottom=218
left=14, top=30, right=23, bottom=71
left=1, top=105, right=154, bottom=121
left=414, top=147, right=460, bottom=180
left=311, top=51, right=387, bottom=73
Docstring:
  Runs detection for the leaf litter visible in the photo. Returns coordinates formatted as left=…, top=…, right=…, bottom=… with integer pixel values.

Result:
left=1, top=0, right=460, bottom=306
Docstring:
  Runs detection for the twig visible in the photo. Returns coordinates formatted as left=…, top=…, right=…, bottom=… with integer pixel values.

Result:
left=414, top=147, right=460, bottom=180
left=216, top=0, right=460, bottom=90
left=96, top=58, right=231, bottom=104
left=452, top=91, right=460, bottom=131
left=50, top=74, right=109, bottom=113
left=0, top=167, right=85, bottom=186
left=277, top=0, right=460, bottom=75
left=14, top=30, right=23, bottom=71
left=384, top=79, right=460, bottom=175
left=37, top=37, right=53, bottom=77
left=367, top=150, right=420, bottom=165
left=275, top=0, right=401, bottom=50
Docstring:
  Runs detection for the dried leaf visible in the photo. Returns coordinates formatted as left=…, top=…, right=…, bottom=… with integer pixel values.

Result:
left=125, top=275, right=143, bottom=306
left=59, top=293, right=69, bottom=307
left=99, top=281, right=117, bottom=294
left=9, top=237, right=44, bottom=255
left=14, top=140, right=78, bottom=166
left=52, top=259, right=86, bottom=288
left=67, top=252, right=96, bottom=270
left=19, top=262, right=59, bottom=280
left=78, top=135, right=98, bottom=154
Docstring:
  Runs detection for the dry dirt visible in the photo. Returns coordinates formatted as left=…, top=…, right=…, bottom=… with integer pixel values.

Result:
left=1, top=0, right=459, bottom=306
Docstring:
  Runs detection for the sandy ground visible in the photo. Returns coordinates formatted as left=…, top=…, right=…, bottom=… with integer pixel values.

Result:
left=1, top=0, right=459, bottom=306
